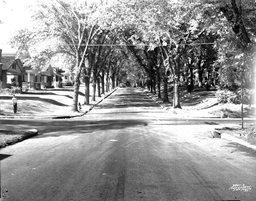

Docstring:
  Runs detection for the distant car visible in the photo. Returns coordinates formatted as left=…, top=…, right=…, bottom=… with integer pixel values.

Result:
left=63, top=81, right=73, bottom=86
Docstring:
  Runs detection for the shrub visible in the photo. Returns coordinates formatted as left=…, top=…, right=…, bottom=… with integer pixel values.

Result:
left=216, top=89, right=254, bottom=104
left=58, top=82, right=63, bottom=88
left=11, top=87, right=21, bottom=94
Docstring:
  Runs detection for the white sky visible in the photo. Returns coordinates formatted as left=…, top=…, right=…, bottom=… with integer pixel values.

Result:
left=0, top=0, right=176, bottom=54
left=0, top=0, right=105, bottom=53
left=0, top=0, right=35, bottom=53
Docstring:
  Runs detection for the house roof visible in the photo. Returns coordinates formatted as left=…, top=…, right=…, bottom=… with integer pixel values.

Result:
left=1, top=54, right=16, bottom=70
left=40, top=66, right=63, bottom=77
left=41, top=65, right=54, bottom=76
left=1, top=53, right=25, bottom=74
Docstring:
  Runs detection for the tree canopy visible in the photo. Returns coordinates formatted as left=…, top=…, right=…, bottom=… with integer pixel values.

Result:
left=10, top=0, right=256, bottom=110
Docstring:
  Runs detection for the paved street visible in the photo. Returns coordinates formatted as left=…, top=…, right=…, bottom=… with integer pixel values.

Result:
left=1, top=88, right=256, bottom=201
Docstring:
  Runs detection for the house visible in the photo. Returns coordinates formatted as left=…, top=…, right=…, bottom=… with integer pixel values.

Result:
left=23, top=66, right=41, bottom=89
left=62, top=69, right=74, bottom=85
left=23, top=65, right=63, bottom=89
left=40, top=66, right=63, bottom=88
left=0, top=49, right=64, bottom=90
left=0, top=50, right=25, bottom=89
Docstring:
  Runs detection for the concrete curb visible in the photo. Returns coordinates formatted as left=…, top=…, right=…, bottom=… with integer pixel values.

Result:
left=212, top=128, right=256, bottom=151
left=0, top=129, right=38, bottom=148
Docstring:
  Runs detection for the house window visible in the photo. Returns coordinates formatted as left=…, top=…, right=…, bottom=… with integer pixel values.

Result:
left=12, top=63, right=16, bottom=70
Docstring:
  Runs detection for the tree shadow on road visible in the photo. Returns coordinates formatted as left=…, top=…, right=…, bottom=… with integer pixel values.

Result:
left=223, top=142, right=256, bottom=158
left=97, top=98, right=159, bottom=109
left=7, top=119, right=148, bottom=138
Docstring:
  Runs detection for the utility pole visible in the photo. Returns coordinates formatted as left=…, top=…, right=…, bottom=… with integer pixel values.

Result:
left=0, top=49, right=2, bottom=89
left=241, top=81, right=244, bottom=129
left=241, top=53, right=246, bottom=129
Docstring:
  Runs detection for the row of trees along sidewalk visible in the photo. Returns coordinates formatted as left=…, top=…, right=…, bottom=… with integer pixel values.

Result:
left=10, top=0, right=256, bottom=111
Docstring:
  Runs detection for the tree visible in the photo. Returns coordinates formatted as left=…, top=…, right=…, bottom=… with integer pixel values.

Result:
left=190, top=0, right=256, bottom=89
left=88, top=30, right=111, bottom=101
left=105, top=0, right=218, bottom=108
left=10, top=0, right=103, bottom=111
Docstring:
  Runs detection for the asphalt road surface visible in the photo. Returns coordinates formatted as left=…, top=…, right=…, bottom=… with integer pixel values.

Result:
left=1, top=88, right=256, bottom=201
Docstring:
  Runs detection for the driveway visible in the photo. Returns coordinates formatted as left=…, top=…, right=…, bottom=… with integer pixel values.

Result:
left=0, top=88, right=255, bottom=201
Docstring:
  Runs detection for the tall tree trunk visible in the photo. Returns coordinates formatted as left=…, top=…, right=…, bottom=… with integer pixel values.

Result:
left=106, top=73, right=109, bottom=92
left=150, top=79, right=153, bottom=93
left=111, top=74, right=115, bottom=89
left=173, top=79, right=181, bottom=108
left=196, top=54, right=203, bottom=87
left=84, top=76, right=90, bottom=105
left=147, top=79, right=151, bottom=91
left=91, top=69, right=97, bottom=101
left=157, top=68, right=161, bottom=98
left=101, top=71, right=105, bottom=94
left=173, top=54, right=182, bottom=109
left=190, top=66, right=194, bottom=88
left=163, top=76, right=169, bottom=103
left=92, top=80, right=96, bottom=101
left=97, top=77, right=101, bottom=97
left=72, top=67, right=81, bottom=111
left=187, top=65, right=194, bottom=93
left=153, top=77, right=156, bottom=93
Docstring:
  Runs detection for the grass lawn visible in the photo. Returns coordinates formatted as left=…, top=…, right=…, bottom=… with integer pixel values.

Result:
left=0, top=86, right=101, bottom=118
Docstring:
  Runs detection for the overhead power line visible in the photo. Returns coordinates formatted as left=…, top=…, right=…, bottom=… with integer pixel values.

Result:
left=83, top=42, right=215, bottom=47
